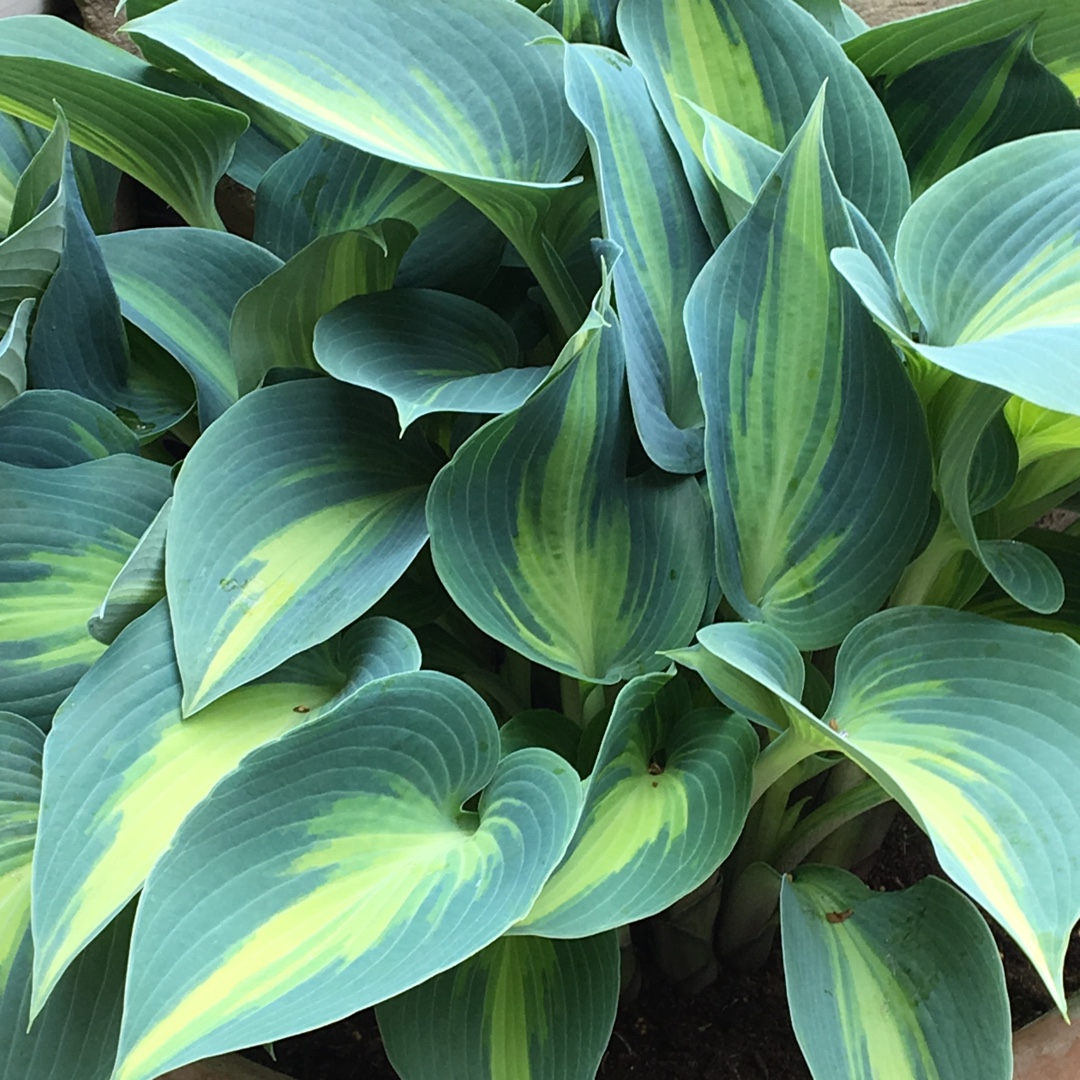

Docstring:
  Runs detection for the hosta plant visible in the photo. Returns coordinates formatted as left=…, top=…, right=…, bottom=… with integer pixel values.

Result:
left=2, top=0, right=1080, bottom=1078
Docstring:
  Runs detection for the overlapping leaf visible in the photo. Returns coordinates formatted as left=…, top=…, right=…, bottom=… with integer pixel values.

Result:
left=230, top=220, right=414, bottom=394
left=126, top=0, right=590, bottom=331
left=110, top=672, right=583, bottom=1080
left=0, top=15, right=247, bottom=229
left=878, top=29, right=1080, bottom=198
left=781, top=868, right=1011, bottom=1080
left=254, top=135, right=505, bottom=294
left=675, top=607, right=1080, bottom=1010
left=0, top=298, right=32, bottom=406
left=98, top=228, right=281, bottom=426
left=30, top=603, right=419, bottom=1015
left=834, top=131, right=1080, bottom=417
left=618, top=0, right=909, bottom=246
left=378, top=932, right=619, bottom=1080
left=315, top=288, right=544, bottom=432
left=514, top=672, right=757, bottom=936
left=166, top=378, right=441, bottom=714
left=0, top=454, right=171, bottom=728
left=0, top=389, right=138, bottom=468
left=427, top=268, right=711, bottom=685
left=846, top=0, right=1080, bottom=95
left=564, top=44, right=710, bottom=474
left=685, top=92, right=931, bottom=650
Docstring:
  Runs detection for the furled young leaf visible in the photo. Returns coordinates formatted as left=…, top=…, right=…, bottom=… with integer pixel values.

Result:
left=167, top=379, right=441, bottom=715
left=685, top=91, right=931, bottom=650
left=927, top=376, right=1064, bottom=613
left=27, top=138, right=194, bottom=437
left=1, top=906, right=131, bottom=1080
left=86, top=498, right=170, bottom=645
left=564, top=44, right=710, bottom=475
left=315, top=288, right=544, bottom=432
left=537, top=0, right=618, bottom=45
left=781, top=868, right=1011, bottom=1080
left=878, top=29, right=1080, bottom=198
left=427, top=266, right=711, bottom=685
left=0, top=298, right=32, bottom=405
left=618, top=0, right=909, bottom=246
left=834, top=131, right=1080, bottom=417
left=111, top=672, right=583, bottom=1080
left=0, top=15, right=247, bottom=229
left=0, top=115, right=39, bottom=236
left=30, top=602, right=419, bottom=1016
left=254, top=135, right=505, bottom=294
left=0, top=455, right=171, bottom=728
left=125, top=0, right=590, bottom=331
left=98, top=228, right=281, bottom=426
left=846, top=0, right=1080, bottom=95
left=0, top=389, right=138, bottom=468
left=378, top=932, right=619, bottom=1080
left=230, top=220, right=414, bottom=394
left=514, top=672, right=757, bottom=937
left=795, top=0, right=867, bottom=41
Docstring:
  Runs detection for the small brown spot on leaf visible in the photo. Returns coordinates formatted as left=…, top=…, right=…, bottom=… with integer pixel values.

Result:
left=826, top=908, right=854, bottom=924
left=293, top=705, right=310, bottom=713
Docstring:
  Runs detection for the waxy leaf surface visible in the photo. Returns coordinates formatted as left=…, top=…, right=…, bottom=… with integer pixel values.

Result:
left=112, top=672, right=582, bottom=1080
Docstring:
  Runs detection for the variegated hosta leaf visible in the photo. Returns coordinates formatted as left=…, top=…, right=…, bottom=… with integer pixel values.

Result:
left=27, top=134, right=194, bottom=437
left=845, top=0, right=1080, bottom=96
left=513, top=671, right=757, bottom=937
left=0, top=297, right=32, bottom=405
left=878, top=28, right=1080, bottom=199
left=314, top=288, right=545, bottom=433
left=86, top=498, right=170, bottom=645
left=110, top=672, right=583, bottom=1080
left=30, top=602, right=420, bottom=1016
left=685, top=91, right=932, bottom=650
left=564, top=44, right=710, bottom=475
left=125, top=0, right=590, bottom=332
left=427, top=270, right=711, bottom=685
left=618, top=0, right=909, bottom=246
left=538, top=0, right=618, bottom=46
left=928, top=376, right=1063, bottom=613
left=1, top=906, right=131, bottom=1080
left=377, top=932, right=619, bottom=1080
left=167, top=378, right=441, bottom=715
left=0, top=15, right=247, bottom=229
left=677, top=607, right=1080, bottom=1009
left=98, top=228, right=281, bottom=427
left=0, top=711, right=41, bottom=992
left=230, top=220, right=414, bottom=395
left=0, top=455, right=171, bottom=728
left=254, top=135, right=505, bottom=294
left=0, top=389, right=138, bottom=468
left=834, top=131, right=1080, bottom=417
left=781, top=867, right=1011, bottom=1080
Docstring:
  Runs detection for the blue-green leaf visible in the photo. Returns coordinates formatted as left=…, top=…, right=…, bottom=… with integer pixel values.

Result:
left=0, top=298, right=32, bottom=406
left=167, top=378, right=441, bottom=714
left=110, top=672, right=582, bottom=1080
left=564, top=44, right=710, bottom=474
left=685, top=90, right=931, bottom=650
left=378, top=932, right=619, bottom=1080
left=427, top=267, right=711, bottom=685
left=782, top=867, right=1011, bottom=1080
left=314, top=288, right=545, bottom=432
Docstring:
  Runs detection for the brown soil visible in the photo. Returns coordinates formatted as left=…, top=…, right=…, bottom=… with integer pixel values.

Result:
left=241, top=812, right=1080, bottom=1080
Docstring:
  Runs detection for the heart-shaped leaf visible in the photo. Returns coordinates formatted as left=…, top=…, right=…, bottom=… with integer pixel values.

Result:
left=514, top=671, right=757, bottom=937
left=782, top=867, right=1011, bottom=1080
left=315, top=288, right=544, bottom=433
left=427, top=266, right=711, bottom=685
left=31, top=602, right=419, bottom=1015
left=110, top=672, right=583, bottom=1080
left=378, top=932, right=619, bottom=1080
left=166, top=378, right=441, bottom=714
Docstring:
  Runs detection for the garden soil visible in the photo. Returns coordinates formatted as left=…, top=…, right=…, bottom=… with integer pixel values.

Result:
left=240, top=812, right=1080, bottom=1080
